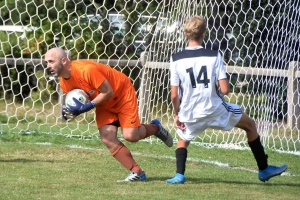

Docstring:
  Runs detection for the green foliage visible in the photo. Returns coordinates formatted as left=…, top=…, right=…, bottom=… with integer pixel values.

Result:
left=0, top=31, right=23, bottom=57
left=0, top=0, right=159, bottom=60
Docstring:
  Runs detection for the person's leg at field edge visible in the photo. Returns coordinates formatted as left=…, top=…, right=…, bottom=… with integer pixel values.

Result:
left=99, top=124, right=146, bottom=182
left=121, top=122, right=173, bottom=147
left=165, top=138, right=189, bottom=184
left=235, top=112, right=287, bottom=182
left=166, top=112, right=287, bottom=184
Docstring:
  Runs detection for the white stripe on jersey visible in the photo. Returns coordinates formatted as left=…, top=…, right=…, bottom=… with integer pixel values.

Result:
left=170, top=46, right=227, bottom=122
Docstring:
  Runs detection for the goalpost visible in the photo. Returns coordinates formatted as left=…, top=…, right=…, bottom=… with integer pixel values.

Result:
left=138, top=0, right=300, bottom=153
left=0, top=0, right=299, bottom=153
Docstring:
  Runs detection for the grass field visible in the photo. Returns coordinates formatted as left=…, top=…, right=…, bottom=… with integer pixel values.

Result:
left=0, top=132, right=299, bottom=200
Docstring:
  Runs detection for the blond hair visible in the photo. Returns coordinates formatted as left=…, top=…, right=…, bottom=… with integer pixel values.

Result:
left=184, top=16, right=207, bottom=40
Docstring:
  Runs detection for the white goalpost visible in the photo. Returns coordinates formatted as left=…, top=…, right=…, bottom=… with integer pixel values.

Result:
left=0, top=0, right=299, bottom=153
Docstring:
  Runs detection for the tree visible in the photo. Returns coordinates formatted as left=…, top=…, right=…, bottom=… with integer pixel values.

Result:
left=0, top=0, right=164, bottom=100
left=0, top=0, right=102, bottom=100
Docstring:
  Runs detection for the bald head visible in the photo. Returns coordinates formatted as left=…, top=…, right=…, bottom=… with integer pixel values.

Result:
left=46, top=47, right=68, bottom=60
left=45, top=48, right=70, bottom=78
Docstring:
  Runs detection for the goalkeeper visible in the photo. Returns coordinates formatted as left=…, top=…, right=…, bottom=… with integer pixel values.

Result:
left=167, top=16, right=287, bottom=184
left=44, top=47, right=173, bottom=182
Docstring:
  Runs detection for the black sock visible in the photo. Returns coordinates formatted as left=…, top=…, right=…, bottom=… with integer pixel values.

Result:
left=176, top=148, right=188, bottom=175
left=248, top=136, right=268, bottom=170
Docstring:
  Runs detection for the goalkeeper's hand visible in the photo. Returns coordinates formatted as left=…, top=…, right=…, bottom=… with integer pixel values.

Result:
left=68, top=98, right=96, bottom=116
left=62, top=106, right=76, bottom=122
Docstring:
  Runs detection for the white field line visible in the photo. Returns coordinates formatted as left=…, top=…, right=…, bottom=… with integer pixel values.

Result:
left=35, top=142, right=294, bottom=177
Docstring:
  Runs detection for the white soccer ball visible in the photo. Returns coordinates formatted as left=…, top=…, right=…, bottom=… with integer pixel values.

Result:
left=65, top=89, right=90, bottom=109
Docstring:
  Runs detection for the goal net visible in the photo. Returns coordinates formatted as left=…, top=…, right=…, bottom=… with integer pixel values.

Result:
left=0, top=0, right=299, bottom=153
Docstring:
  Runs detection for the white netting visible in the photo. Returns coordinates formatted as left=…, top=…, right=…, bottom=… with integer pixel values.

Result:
left=0, top=0, right=299, bottom=153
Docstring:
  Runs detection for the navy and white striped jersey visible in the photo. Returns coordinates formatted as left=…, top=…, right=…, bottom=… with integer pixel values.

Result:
left=170, top=46, right=227, bottom=122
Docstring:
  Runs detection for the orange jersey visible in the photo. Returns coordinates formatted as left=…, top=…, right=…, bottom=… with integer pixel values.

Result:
left=60, top=60, right=128, bottom=101
left=60, top=60, right=140, bottom=128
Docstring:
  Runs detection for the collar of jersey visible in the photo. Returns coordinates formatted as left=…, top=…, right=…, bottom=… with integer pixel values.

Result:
left=185, top=46, right=203, bottom=50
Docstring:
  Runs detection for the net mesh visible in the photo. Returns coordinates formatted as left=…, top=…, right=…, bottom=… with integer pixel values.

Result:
left=0, top=0, right=299, bottom=153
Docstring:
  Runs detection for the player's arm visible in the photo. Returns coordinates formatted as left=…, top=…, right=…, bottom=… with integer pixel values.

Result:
left=216, top=52, right=229, bottom=95
left=68, top=79, right=113, bottom=115
left=218, top=78, right=229, bottom=95
left=171, top=85, right=185, bottom=130
left=92, top=79, right=114, bottom=106
left=170, top=57, right=180, bottom=115
left=171, top=85, right=180, bottom=116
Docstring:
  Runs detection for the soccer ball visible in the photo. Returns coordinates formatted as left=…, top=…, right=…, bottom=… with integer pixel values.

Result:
left=65, top=89, right=90, bottom=109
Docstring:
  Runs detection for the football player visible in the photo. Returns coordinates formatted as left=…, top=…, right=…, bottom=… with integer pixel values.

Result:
left=45, top=47, right=173, bottom=182
left=167, top=15, right=287, bottom=184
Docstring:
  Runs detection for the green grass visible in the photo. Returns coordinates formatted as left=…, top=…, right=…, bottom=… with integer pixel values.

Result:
left=0, top=132, right=299, bottom=200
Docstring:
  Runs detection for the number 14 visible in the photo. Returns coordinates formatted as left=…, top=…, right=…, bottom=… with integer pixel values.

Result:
left=186, top=66, right=210, bottom=88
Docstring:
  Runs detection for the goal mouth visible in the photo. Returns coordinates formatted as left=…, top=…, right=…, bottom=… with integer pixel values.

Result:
left=0, top=0, right=299, bottom=153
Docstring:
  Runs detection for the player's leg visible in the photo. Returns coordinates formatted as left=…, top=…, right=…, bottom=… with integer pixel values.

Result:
left=96, top=110, right=146, bottom=182
left=121, top=123, right=173, bottom=147
left=166, top=138, right=189, bottom=184
left=235, top=111, right=287, bottom=182
left=235, top=113, right=268, bottom=169
left=150, top=119, right=173, bottom=147
left=234, top=112, right=258, bottom=141
left=166, top=121, right=206, bottom=184
left=216, top=102, right=268, bottom=171
left=98, top=124, right=146, bottom=182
